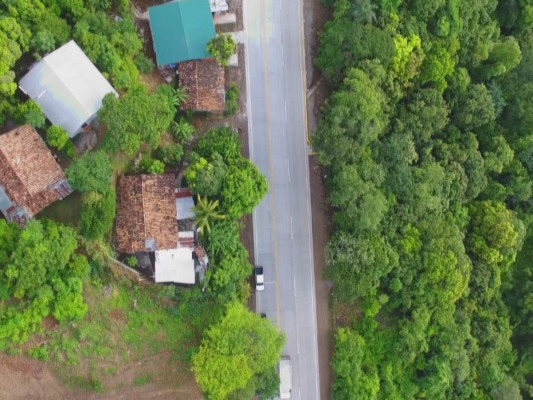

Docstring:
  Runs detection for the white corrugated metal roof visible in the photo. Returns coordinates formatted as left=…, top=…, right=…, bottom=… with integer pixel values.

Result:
left=176, top=195, right=195, bottom=220
left=210, top=0, right=228, bottom=13
left=154, top=247, right=195, bottom=284
left=19, top=40, right=118, bottom=137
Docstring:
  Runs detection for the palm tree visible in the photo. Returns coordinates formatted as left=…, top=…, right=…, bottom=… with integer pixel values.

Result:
left=193, top=196, right=226, bottom=234
left=169, top=87, right=188, bottom=107
left=171, top=118, right=194, bottom=142
left=205, top=220, right=242, bottom=257
left=351, top=0, right=377, bottom=24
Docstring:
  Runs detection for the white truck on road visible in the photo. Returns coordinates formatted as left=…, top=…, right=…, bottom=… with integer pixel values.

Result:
left=279, top=356, right=292, bottom=399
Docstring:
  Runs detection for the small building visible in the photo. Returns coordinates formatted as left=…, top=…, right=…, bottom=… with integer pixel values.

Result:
left=210, top=0, right=228, bottom=13
left=148, top=0, right=216, bottom=66
left=154, top=247, right=196, bottom=284
left=214, top=12, right=237, bottom=31
left=0, top=125, right=72, bottom=225
left=19, top=40, right=118, bottom=138
left=178, top=60, right=225, bottom=112
left=115, top=175, right=206, bottom=285
left=115, top=175, right=178, bottom=254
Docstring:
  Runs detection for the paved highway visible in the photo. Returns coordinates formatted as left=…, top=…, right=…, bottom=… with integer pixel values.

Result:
left=243, top=0, right=321, bottom=399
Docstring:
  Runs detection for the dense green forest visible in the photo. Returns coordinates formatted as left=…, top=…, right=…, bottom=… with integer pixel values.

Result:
left=314, top=0, right=533, bottom=398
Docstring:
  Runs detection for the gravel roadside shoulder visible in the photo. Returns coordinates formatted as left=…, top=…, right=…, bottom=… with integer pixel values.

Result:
left=303, top=0, right=334, bottom=398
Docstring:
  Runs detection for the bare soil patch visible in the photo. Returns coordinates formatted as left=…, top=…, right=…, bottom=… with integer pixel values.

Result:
left=0, top=354, right=68, bottom=399
left=0, top=352, right=201, bottom=400
left=309, top=156, right=334, bottom=400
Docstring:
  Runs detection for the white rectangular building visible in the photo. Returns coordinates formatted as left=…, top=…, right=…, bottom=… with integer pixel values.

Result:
left=19, top=40, right=118, bottom=137
left=154, top=247, right=196, bottom=284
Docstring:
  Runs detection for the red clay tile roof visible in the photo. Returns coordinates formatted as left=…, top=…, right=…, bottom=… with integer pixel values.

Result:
left=0, top=125, right=71, bottom=217
left=175, top=187, right=193, bottom=198
left=178, top=59, right=225, bottom=112
left=115, top=174, right=178, bottom=254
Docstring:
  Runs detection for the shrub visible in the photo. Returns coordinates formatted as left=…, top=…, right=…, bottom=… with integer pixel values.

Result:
left=30, top=31, right=56, bottom=55
left=221, top=159, right=268, bottom=218
left=99, top=87, right=176, bottom=155
left=140, top=155, right=165, bottom=174
left=185, top=152, right=227, bottom=196
left=196, top=127, right=242, bottom=164
left=15, top=100, right=46, bottom=129
left=28, top=345, right=50, bottom=361
left=126, top=256, right=138, bottom=268
left=0, top=220, right=88, bottom=346
left=134, top=375, right=150, bottom=385
left=134, top=53, right=154, bottom=74
left=70, top=376, right=102, bottom=392
left=63, top=140, right=77, bottom=158
left=171, top=118, right=194, bottom=143
left=46, top=125, right=69, bottom=151
left=224, top=83, right=239, bottom=116
left=157, top=143, right=184, bottom=165
left=207, top=34, right=236, bottom=66
left=52, top=277, right=88, bottom=322
left=67, top=151, right=113, bottom=194
left=80, top=189, right=116, bottom=240
left=147, top=160, right=165, bottom=174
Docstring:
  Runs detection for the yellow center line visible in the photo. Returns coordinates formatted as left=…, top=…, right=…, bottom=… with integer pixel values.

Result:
left=261, top=0, right=282, bottom=329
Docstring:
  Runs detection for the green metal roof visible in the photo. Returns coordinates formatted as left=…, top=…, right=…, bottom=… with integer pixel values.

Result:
left=148, top=0, right=216, bottom=66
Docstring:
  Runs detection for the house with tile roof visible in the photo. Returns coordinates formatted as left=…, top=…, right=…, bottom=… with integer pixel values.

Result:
left=115, top=175, right=205, bottom=284
left=178, top=59, right=226, bottom=112
left=148, top=0, right=216, bottom=66
left=0, top=125, right=72, bottom=225
left=115, top=174, right=178, bottom=254
left=19, top=40, right=118, bottom=138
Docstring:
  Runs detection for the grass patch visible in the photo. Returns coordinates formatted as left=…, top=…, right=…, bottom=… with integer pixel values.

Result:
left=41, top=277, right=193, bottom=392
left=39, top=192, right=81, bottom=227
left=103, top=366, right=118, bottom=375
left=224, top=83, right=239, bottom=116
left=69, top=376, right=103, bottom=392
left=134, top=374, right=151, bottom=385
left=28, top=344, right=49, bottom=361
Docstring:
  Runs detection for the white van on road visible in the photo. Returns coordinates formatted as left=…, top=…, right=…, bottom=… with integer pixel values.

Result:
left=279, top=356, right=292, bottom=399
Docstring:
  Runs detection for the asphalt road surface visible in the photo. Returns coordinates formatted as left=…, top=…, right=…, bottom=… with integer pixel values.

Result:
left=243, top=0, right=321, bottom=399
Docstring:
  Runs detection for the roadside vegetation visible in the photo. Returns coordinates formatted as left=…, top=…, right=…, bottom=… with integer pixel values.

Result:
left=208, top=34, right=237, bottom=67
left=0, top=0, right=281, bottom=397
left=315, top=0, right=533, bottom=398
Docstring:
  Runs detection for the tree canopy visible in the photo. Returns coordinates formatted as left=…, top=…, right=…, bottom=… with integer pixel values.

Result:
left=192, top=302, right=284, bottom=399
left=315, top=0, right=533, bottom=397
left=207, top=34, right=236, bottom=67
left=66, top=151, right=113, bottom=194
left=99, top=86, right=175, bottom=155
left=192, top=127, right=268, bottom=218
left=0, top=220, right=89, bottom=346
